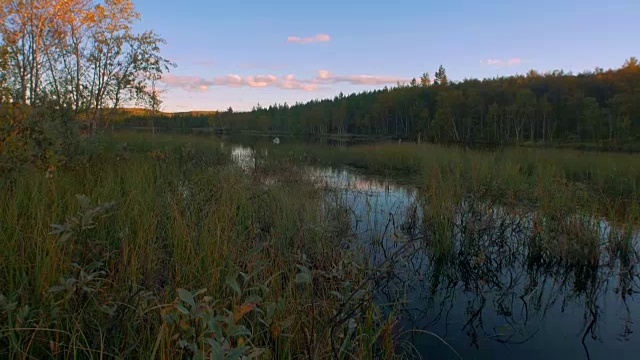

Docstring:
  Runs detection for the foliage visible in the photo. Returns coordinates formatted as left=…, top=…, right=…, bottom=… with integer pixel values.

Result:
left=0, top=135, right=399, bottom=359
left=121, top=59, right=640, bottom=147
left=0, top=0, right=174, bottom=131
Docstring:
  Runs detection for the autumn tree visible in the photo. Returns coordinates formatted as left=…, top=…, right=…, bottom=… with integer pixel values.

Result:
left=420, top=72, right=431, bottom=87
left=0, top=0, right=174, bottom=133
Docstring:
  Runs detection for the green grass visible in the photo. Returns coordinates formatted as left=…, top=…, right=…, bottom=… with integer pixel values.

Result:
left=0, top=134, right=398, bottom=359
left=265, top=142, right=640, bottom=221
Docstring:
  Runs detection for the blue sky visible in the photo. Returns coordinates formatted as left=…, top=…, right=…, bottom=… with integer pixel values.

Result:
left=132, top=0, right=640, bottom=112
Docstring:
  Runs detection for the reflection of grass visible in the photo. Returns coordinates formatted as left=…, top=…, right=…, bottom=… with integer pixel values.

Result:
left=0, top=134, right=399, bottom=359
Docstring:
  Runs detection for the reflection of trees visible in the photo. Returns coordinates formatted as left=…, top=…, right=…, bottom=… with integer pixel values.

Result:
left=350, top=190, right=640, bottom=358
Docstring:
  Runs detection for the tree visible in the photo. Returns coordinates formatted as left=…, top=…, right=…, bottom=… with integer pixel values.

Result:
left=582, top=97, right=601, bottom=142
left=434, top=65, right=448, bottom=86
left=420, top=72, right=431, bottom=87
left=0, top=0, right=173, bottom=134
left=0, top=42, right=8, bottom=100
left=623, top=57, right=639, bottom=70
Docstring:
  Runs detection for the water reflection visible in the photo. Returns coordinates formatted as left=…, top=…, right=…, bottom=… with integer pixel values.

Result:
left=230, top=144, right=640, bottom=360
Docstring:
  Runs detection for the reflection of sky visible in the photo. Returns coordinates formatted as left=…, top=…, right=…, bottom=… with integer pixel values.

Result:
left=230, top=144, right=640, bottom=359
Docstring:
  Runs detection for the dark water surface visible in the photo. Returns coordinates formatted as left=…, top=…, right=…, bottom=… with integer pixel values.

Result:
left=230, top=144, right=640, bottom=360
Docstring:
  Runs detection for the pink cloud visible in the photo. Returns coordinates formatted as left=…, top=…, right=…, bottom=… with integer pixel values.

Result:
left=245, top=75, right=279, bottom=88
left=162, top=69, right=409, bottom=92
left=161, top=75, right=215, bottom=92
left=315, top=70, right=410, bottom=85
left=481, top=58, right=523, bottom=67
left=161, top=74, right=317, bottom=92
left=287, top=33, right=331, bottom=44
left=214, top=74, right=244, bottom=87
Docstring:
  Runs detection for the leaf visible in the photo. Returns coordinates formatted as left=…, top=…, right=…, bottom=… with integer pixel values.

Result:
left=176, top=304, right=189, bottom=315
left=243, top=294, right=262, bottom=304
left=48, top=285, right=66, bottom=293
left=206, top=319, right=223, bottom=339
left=208, top=339, right=222, bottom=360
left=295, top=272, right=311, bottom=285
left=193, top=288, right=208, bottom=297
left=225, top=275, right=242, bottom=297
left=177, top=288, right=195, bottom=308
left=234, top=303, right=255, bottom=322
left=247, top=242, right=266, bottom=257
left=162, top=314, right=175, bottom=325
left=279, top=315, right=296, bottom=330
left=247, top=348, right=267, bottom=359
left=225, top=347, right=248, bottom=360
left=227, top=324, right=251, bottom=338
left=76, top=194, right=92, bottom=210
left=49, top=224, right=65, bottom=235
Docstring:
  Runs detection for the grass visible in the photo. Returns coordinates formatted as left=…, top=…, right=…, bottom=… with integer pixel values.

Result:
left=262, top=140, right=639, bottom=274
left=0, top=133, right=399, bottom=359
left=265, top=141, right=640, bottom=220
left=2, top=133, right=639, bottom=358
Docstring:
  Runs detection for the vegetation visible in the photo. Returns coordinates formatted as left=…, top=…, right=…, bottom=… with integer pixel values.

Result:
left=263, top=141, right=639, bottom=221
left=0, top=0, right=173, bottom=132
left=121, top=59, right=640, bottom=149
left=0, top=134, right=404, bottom=359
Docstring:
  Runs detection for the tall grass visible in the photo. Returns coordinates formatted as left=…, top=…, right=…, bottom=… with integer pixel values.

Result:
left=264, top=140, right=639, bottom=274
left=267, top=142, right=639, bottom=221
left=0, top=134, right=398, bottom=359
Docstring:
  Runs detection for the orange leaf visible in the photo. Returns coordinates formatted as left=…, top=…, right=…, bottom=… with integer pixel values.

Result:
left=234, top=303, right=255, bottom=322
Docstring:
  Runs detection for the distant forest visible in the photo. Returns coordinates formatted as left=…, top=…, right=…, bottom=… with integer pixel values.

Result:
left=122, top=58, right=640, bottom=145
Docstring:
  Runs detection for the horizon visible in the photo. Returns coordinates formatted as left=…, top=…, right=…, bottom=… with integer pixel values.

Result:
left=132, top=0, right=640, bottom=112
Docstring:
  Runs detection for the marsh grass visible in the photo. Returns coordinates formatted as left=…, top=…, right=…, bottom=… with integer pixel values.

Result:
left=267, top=142, right=639, bottom=219
left=0, top=134, right=402, bottom=359
left=264, top=141, right=639, bottom=273
left=2, top=133, right=639, bottom=358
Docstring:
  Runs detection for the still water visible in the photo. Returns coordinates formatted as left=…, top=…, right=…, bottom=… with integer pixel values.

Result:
left=230, top=144, right=640, bottom=360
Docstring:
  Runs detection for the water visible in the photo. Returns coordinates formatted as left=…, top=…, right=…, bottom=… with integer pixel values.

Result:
left=230, top=144, right=640, bottom=360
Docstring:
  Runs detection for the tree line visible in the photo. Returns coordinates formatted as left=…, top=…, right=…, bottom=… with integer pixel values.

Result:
left=124, top=59, right=640, bottom=146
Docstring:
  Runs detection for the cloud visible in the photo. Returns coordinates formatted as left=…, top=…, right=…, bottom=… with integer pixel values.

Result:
left=161, top=73, right=317, bottom=92
left=287, top=33, right=331, bottom=44
left=314, top=70, right=410, bottom=86
left=481, top=58, right=523, bottom=67
left=214, top=74, right=244, bottom=87
left=161, top=75, right=215, bottom=92
left=245, top=75, right=279, bottom=88
left=161, top=69, right=408, bottom=92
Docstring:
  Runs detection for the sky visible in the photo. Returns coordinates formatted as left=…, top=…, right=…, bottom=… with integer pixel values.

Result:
left=132, top=0, right=640, bottom=112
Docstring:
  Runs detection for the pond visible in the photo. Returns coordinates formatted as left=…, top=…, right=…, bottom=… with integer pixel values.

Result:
left=230, top=143, right=640, bottom=360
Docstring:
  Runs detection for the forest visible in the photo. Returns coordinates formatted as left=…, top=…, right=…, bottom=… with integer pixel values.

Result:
left=122, top=60, right=640, bottom=146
